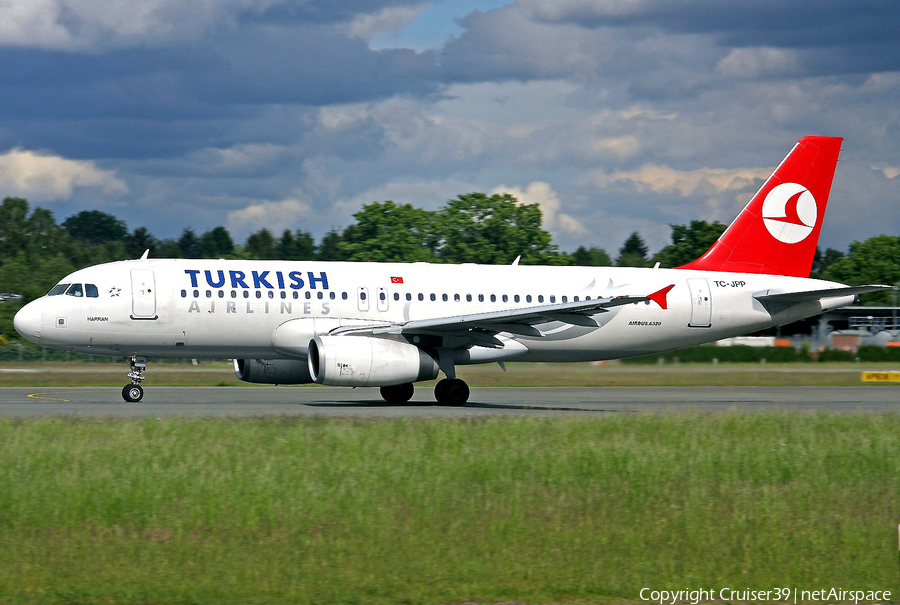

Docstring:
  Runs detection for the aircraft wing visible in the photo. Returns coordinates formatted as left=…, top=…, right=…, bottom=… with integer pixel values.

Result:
left=754, top=284, right=896, bottom=305
left=332, top=285, right=675, bottom=344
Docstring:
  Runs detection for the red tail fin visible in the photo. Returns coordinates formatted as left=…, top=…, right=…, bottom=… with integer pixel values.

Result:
left=678, top=136, right=842, bottom=277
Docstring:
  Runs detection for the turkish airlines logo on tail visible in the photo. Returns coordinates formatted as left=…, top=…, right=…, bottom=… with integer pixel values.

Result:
left=761, top=182, right=817, bottom=244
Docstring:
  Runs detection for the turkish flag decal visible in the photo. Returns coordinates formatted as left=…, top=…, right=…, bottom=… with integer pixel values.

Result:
left=391, top=276, right=404, bottom=284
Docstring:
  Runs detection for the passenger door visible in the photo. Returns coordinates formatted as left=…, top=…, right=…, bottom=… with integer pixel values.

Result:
left=130, top=269, right=157, bottom=320
left=687, top=278, right=711, bottom=327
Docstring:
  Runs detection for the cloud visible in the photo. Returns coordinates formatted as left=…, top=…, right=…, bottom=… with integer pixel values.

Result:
left=190, top=143, right=296, bottom=177
left=0, top=0, right=898, bottom=258
left=0, top=0, right=254, bottom=50
left=492, top=181, right=587, bottom=237
left=0, top=0, right=431, bottom=51
left=346, top=3, right=427, bottom=42
left=588, top=164, right=771, bottom=197
left=716, top=47, right=800, bottom=79
left=0, top=148, right=128, bottom=200
left=331, top=178, right=475, bottom=218
left=440, top=5, right=621, bottom=82
left=227, top=197, right=313, bottom=239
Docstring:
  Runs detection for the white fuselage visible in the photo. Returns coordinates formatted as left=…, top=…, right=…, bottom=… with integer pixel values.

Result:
left=17, top=259, right=853, bottom=362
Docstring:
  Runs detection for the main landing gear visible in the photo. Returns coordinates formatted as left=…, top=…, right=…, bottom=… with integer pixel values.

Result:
left=379, top=382, right=415, bottom=404
left=434, top=378, right=469, bottom=406
left=377, top=378, right=471, bottom=405
left=122, top=355, right=147, bottom=402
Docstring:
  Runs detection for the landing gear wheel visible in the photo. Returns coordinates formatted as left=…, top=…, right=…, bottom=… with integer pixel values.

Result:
left=434, top=378, right=469, bottom=406
left=123, top=354, right=148, bottom=403
left=380, top=383, right=415, bottom=404
left=122, top=384, right=144, bottom=402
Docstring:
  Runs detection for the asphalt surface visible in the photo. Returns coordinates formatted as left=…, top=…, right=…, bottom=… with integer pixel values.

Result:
left=0, top=385, right=897, bottom=417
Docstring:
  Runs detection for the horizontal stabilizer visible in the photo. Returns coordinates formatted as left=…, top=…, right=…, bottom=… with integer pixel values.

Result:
left=754, top=284, right=896, bottom=305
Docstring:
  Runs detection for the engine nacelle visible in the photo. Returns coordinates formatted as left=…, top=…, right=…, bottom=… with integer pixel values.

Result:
left=308, top=335, right=439, bottom=387
left=233, top=358, right=313, bottom=384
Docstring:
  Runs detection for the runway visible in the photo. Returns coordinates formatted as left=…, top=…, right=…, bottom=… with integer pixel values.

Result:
left=0, top=386, right=897, bottom=417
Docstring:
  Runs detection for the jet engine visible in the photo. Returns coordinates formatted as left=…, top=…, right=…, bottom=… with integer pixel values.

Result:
left=233, top=358, right=313, bottom=384
left=308, top=335, right=438, bottom=387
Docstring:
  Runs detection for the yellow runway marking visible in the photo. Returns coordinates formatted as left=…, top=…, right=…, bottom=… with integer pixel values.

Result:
left=27, top=392, right=72, bottom=402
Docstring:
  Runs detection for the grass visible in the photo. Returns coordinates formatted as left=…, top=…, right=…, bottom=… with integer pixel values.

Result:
left=3, top=360, right=900, bottom=387
left=0, top=415, right=898, bottom=604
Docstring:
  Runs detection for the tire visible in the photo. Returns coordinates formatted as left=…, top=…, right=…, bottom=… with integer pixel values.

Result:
left=122, top=384, right=144, bottom=403
left=380, top=383, right=415, bottom=404
left=434, top=378, right=469, bottom=406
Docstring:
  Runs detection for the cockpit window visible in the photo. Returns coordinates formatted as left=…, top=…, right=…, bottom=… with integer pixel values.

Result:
left=65, top=284, right=84, bottom=297
left=48, top=284, right=69, bottom=296
left=85, top=284, right=99, bottom=298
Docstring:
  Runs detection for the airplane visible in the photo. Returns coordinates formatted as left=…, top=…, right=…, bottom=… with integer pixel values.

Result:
left=13, top=136, right=895, bottom=405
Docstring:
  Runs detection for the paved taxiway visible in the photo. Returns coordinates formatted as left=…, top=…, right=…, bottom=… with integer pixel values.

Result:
left=0, top=386, right=896, bottom=417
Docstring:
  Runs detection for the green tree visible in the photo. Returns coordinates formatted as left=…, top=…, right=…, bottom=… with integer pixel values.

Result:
left=177, top=228, right=202, bottom=258
left=126, top=227, right=158, bottom=259
left=651, top=220, right=726, bottom=268
left=339, top=201, right=437, bottom=262
left=0, top=198, right=74, bottom=270
left=822, top=235, right=900, bottom=304
left=62, top=210, right=128, bottom=245
left=277, top=229, right=316, bottom=260
left=155, top=239, right=183, bottom=258
left=810, top=247, right=845, bottom=279
left=570, top=245, right=612, bottom=267
left=0, top=197, right=30, bottom=260
left=616, top=232, right=650, bottom=267
left=200, top=226, right=235, bottom=258
left=245, top=229, right=276, bottom=259
left=436, top=193, right=563, bottom=265
left=0, top=252, right=75, bottom=304
left=317, top=229, right=345, bottom=261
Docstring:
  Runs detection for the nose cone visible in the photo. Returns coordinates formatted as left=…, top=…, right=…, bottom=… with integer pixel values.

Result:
left=14, top=301, right=42, bottom=343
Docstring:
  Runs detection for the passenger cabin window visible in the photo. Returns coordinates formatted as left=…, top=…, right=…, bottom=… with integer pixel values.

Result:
left=48, top=284, right=69, bottom=296
left=66, top=284, right=83, bottom=297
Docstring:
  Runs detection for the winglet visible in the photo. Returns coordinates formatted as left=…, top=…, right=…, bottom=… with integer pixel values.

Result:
left=647, top=284, right=675, bottom=309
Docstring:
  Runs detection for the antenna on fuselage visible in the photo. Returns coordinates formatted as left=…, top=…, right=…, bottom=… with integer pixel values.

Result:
left=511, top=255, right=521, bottom=266
left=140, top=249, right=150, bottom=260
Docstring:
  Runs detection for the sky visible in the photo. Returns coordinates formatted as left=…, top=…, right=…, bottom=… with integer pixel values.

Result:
left=1, top=0, right=899, bottom=256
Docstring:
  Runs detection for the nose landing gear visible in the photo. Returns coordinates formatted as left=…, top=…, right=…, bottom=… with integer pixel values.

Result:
left=122, top=355, right=147, bottom=402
